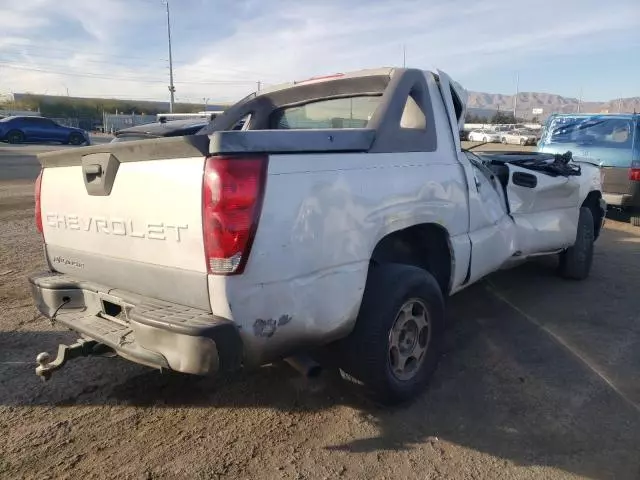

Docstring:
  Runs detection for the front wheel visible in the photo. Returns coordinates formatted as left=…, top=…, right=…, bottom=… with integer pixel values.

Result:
left=558, top=207, right=594, bottom=280
left=336, top=263, right=445, bottom=405
left=68, top=133, right=85, bottom=146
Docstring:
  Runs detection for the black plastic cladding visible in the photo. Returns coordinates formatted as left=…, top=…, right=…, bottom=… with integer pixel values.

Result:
left=202, top=68, right=438, bottom=154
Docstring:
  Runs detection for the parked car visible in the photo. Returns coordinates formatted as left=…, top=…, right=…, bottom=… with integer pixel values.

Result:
left=0, top=116, right=90, bottom=145
left=30, top=67, right=604, bottom=404
left=538, top=113, right=640, bottom=225
left=111, top=117, right=247, bottom=143
left=500, top=129, right=538, bottom=146
left=468, top=129, right=501, bottom=143
left=111, top=118, right=210, bottom=143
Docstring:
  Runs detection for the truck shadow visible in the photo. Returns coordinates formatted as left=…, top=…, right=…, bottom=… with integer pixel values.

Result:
left=1, top=228, right=639, bottom=479
left=606, top=208, right=632, bottom=224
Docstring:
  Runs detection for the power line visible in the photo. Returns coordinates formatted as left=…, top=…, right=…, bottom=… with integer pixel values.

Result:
left=0, top=63, right=260, bottom=85
left=0, top=53, right=272, bottom=82
left=0, top=57, right=278, bottom=83
left=0, top=41, right=167, bottom=62
left=0, top=52, right=164, bottom=69
left=0, top=43, right=278, bottom=79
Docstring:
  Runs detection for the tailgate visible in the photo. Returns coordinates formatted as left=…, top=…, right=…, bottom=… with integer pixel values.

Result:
left=38, top=136, right=211, bottom=309
left=601, top=166, right=632, bottom=195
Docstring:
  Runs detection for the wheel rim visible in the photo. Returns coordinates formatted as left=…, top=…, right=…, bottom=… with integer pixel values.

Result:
left=388, top=298, right=431, bottom=381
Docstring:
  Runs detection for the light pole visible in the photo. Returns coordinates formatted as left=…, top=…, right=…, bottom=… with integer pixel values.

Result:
left=203, top=97, right=209, bottom=111
left=162, top=0, right=176, bottom=113
left=513, top=71, right=519, bottom=120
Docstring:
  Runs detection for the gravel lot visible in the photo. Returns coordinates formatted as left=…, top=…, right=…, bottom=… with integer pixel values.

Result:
left=1, top=143, right=639, bottom=480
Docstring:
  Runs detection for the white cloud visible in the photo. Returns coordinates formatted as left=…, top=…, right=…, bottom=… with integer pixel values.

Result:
left=0, top=0, right=638, bottom=102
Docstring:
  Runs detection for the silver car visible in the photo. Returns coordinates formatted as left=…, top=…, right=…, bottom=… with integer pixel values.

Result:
left=468, top=129, right=501, bottom=143
left=500, top=129, right=538, bottom=146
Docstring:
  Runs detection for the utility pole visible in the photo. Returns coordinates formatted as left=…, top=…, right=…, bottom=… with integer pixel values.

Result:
left=162, top=0, right=176, bottom=113
left=513, top=71, right=519, bottom=119
left=257, top=81, right=261, bottom=92
left=577, top=87, right=583, bottom=113
left=203, top=97, right=209, bottom=111
left=402, top=44, right=406, bottom=68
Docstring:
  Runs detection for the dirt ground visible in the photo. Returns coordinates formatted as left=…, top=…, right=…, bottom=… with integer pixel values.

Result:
left=1, top=145, right=639, bottom=480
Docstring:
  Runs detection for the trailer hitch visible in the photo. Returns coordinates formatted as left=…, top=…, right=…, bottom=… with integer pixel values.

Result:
left=35, top=339, right=113, bottom=381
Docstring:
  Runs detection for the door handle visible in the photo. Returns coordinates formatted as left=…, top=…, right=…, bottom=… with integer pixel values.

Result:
left=512, top=171, right=537, bottom=188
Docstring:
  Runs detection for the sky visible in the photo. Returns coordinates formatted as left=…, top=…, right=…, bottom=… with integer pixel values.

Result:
left=0, top=0, right=638, bottom=104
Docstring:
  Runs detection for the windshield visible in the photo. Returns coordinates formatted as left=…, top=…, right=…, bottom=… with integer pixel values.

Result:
left=543, top=115, right=634, bottom=149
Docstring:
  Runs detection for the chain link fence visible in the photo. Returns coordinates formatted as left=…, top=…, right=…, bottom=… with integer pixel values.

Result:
left=0, top=109, right=41, bottom=118
left=103, top=113, right=156, bottom=134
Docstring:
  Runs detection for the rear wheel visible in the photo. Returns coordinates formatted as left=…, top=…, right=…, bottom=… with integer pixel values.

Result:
left=68, top=133, right=85, bottom=146
left=336, top=263, right=445, bottom=405
left=520, top=138, right=526, bottom=146
left=6, top=130, right=24, bottom=144
left=558, top=207, right=594, bottom=280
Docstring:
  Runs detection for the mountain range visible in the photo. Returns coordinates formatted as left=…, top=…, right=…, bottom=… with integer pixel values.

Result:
left=466, top=92, right=640, bottom=120
left=2, top=90, right=638, bottom=123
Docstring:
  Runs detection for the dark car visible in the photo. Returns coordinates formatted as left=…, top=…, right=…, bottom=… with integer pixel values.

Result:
left=0, top=116, right=90, bottom=145
left=110, top=118, right=210, bottom=143
left=538, top=113, right=640, bottom=225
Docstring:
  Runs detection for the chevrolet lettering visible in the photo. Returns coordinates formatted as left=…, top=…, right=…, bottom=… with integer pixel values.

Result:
left=44, top=213, right=188, bottom=241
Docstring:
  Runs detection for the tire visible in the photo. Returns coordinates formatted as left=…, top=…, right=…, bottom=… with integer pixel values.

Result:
left=336, top=263, right=445, bottom=405
left=483, top=136, right=488, bottom=143
left=558, top=207, right=594, bottom=280
left=501, top=137, right=507, bottom=144
left=68, top=133, right=85, bottom=146
left=520, top=138, right=526, bottom=146
left=6, top=130, right=24, bottom=144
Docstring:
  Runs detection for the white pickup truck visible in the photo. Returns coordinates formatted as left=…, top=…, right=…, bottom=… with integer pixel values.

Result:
left=30, top=68, right=606, bottom=404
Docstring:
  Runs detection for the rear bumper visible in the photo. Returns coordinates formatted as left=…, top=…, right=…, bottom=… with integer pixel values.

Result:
left=602, top=185, right=640, bottom=208
left=29, top=271, right=243, bottom=375
left=601, top=168, right=640, bottom=208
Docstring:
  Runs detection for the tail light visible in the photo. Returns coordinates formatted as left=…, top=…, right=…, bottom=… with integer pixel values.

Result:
left=35, top=169, right=43, bottom=234
left=202, top=155, right=267, bottom=275
left=630, top=164, right=640, bottom=182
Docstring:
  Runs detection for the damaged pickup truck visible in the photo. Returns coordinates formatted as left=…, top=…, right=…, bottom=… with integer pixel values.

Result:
left=30, top=68, right=606, bottom=404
